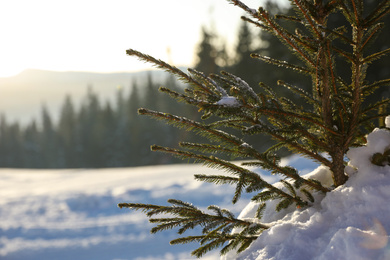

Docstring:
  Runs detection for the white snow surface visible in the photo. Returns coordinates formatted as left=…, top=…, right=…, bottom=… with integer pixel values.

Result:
left=1, top=127, right=390, bottom=259
left=216, top=96, right=241, bottom=107
left=0, top=161, right=281, bottom=260
left=223, top=127, right=390, bottom=260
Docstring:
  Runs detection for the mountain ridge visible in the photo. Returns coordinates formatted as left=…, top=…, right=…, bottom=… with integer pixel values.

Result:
left=0, top=69, right=168, bottom=125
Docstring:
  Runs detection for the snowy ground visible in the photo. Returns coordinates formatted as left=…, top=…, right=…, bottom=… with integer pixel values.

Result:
left=1, top=128, right=389, bottom=260
left=0, top=164, right=223, bottom=260
left=0, top=158, right=316, bottom=260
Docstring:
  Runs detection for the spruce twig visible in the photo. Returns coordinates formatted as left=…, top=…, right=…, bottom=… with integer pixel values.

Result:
left=119, top=200, right=268, bottom=257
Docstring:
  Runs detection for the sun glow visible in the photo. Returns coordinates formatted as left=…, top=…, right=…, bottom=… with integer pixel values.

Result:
left=0, top=0, right=276, bottom=78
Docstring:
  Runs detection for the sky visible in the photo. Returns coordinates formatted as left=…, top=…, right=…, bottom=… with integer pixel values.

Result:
left=0, top=0, right=288, bottom=78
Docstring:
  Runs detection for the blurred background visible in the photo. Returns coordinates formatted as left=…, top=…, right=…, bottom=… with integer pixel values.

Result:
left=0, top=0, right=388, bottom=168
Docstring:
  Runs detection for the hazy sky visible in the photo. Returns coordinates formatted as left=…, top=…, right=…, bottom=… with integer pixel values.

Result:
left=0, top=0, right=285, bottom=77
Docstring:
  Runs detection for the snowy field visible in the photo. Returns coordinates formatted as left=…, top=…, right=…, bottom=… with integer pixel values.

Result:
left=1, top=128, right=390, bottom=260
left=0, top=164, right=232, bottom=260
left=0, top=156, right=316, bottom=260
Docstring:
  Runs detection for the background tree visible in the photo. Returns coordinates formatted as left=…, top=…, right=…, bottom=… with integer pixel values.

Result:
left=40, top=105, right=60, bottom=168
left=22, top=120, right=40, bottom=168
left=0, top=116, right=22, bottom=167
left=194, top=27, right=220, bottom=75
left=232, top=20, right=260, bottom=88
left=57, top=95, right=78, bottom=167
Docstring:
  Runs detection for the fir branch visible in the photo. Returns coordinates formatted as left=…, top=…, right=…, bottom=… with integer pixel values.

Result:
left=361, top=23, right=384, bottom=49
left=272, top=162, right=330, bottom=193
left=118, top=202, right=161, bottom=213
left=281, top=179, right=297, bottom=197
left=159, top=87, right=199, bottom=105
left=230, top=0, right=316, bottom=66
left=339, top=2, right=354, bottom=25
left=276, top=198, right=294, bottom=211
left=207, top=119, right=247, bottom=131
left=153, top=144, right=311, bottom=205
left=241, top=120, right=331, bottom=168
left=275, top=14, right=302, bottom=23
left=258, top=82, right=278, bottom=100
left=236, top=132, right=330, bottom=193
left=169, top=235, right=205, bottom=245
left=363, top=48, right=390, bottom=64
left=326, top=41, right=338, bottom=95
left=350, top=0, right=362, bottom=26
left=251, top=53, right=313, bottom=75
left=126, top=49, right=213, bottom=95
left=332, top=46, right=355, bottom=63
left=364, top=0, right=390, bottom=26
left=190, top=233, right=257, bottom=258
left=251, top=189, right=279, bottom=202
left=151, top=145, right=270, bottom=203
left=292, top=30, right=318, bottom=52
left=254, top=203, right=267, bottom=219
left=359, top=113, right=390, bottom=125
left=360, top=98, right=390, bottom=116
left=228, top=0, right=258, bottom=16
left=221, top=71, right=261, bottom=103
left=242, top=130, right=330, bottom=192
left=254, top=107, right=339, bottom=136
left=179, top=142, right=249, bottom=159
left=300, top=188, right=315, bottom=203
left=194, top=174, right=240, bottom=186
left=219, top=226, right=262, bottom=255
left=322, top=26, right=354, bottom=46
left=256, top=6, right=316, bottom=66
left=292, top=0, right=321, bottom=38
left=120, top=199, right=268, bottom=258
left=240, top=16, right=269, bottom=32
left=277, top=80, right=319, bottom=105
left=188, top=68, right=228, bottom=97
left=138, top=108, right=244, bottom=147
left=362, top=79, right=390, bottom=94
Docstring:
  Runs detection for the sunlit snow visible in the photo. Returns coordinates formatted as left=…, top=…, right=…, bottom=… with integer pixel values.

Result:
left=216, top=96, right=241, bottom=107
left=0, top=162, right=279, bottom=259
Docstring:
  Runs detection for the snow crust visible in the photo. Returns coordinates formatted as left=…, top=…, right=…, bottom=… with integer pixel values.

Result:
left=223, top=127, right=390, bottom=260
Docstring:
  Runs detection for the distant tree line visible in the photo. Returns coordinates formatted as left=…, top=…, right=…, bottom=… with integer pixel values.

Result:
left=0, top=75, right=200, bottom=168
left=0, top=0, right=388, bottom=168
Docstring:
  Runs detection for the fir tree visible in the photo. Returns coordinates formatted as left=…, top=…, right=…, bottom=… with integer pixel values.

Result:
left=119, top=0, right=390, bottom=257
left=40, top=105, right=58, bottom=168
left=194, top=27, right=220, bottom=75
left=57, top=95, right=78, bottom=168
left=22, top=120, right=41, bottom=168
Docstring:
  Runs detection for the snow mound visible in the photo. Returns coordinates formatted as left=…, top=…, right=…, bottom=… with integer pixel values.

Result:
left=224, top=127, right=390, bottom=260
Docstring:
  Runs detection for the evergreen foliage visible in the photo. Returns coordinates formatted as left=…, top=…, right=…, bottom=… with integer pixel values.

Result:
left=120, top=0, right=390, bottom=257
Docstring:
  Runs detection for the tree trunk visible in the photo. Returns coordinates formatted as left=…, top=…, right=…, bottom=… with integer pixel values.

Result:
left=331, top=149, right=348, bottom=187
